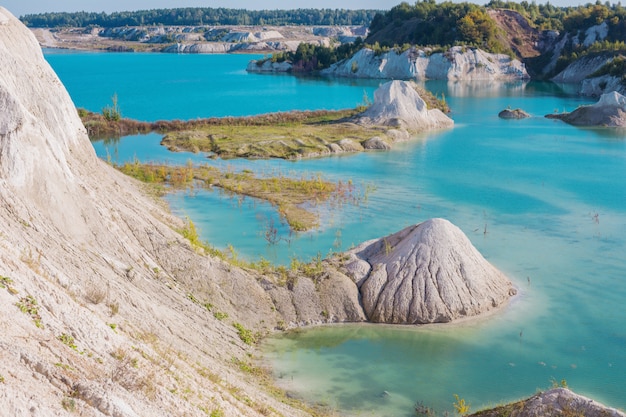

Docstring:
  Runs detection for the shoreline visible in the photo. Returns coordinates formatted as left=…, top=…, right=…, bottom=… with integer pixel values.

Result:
left=32, top=24, right=357, bottom=54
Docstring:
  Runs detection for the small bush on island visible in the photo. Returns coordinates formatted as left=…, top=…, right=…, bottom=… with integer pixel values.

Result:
left=102, top=93, right=122, bottom=122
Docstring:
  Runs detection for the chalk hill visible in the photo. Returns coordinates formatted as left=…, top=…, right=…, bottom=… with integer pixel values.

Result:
left=343, top=219, right=516, bottom=324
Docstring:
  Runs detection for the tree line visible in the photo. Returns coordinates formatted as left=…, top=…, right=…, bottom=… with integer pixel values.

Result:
left=21, top=8, right=380, bottom=28
left=366, top=1, right=511, bottom=54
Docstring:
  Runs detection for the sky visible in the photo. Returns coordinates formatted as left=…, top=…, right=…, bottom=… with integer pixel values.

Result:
left=3, top=0, right=591, bottom=19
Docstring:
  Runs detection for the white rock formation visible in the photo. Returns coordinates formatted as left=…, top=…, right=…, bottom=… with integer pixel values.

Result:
left=356, top=80, right=454, bottom=132
left=472, top=388, right=626, bottom=417
left=581, top=73, right=626, bottom=96
left=582, top=21, right=609, bottom=48
left=247, top=59, right=293, bottom=72
left=343, top=219, right=516, bottom=324
left=320, top=46, right=529, bottom=80
left=551, top=52, right=616, bottom=83
left=546, top=91, right=626, bottom=126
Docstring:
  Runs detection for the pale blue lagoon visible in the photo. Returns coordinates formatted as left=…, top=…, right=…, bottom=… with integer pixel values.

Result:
left=46, top=50, right=626, bottom=416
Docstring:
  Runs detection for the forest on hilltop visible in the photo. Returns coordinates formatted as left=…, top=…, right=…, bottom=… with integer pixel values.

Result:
left=21, top=8, right=380, bottom=27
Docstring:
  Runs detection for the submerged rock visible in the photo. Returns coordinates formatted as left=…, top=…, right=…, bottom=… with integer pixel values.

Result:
left=498, top=108, right=530, bottom=119
left=356, top=80, right=453, bottom=132
left=343, top=219, right=516, bottom=324
left=546, top=91, right=626, bottom=127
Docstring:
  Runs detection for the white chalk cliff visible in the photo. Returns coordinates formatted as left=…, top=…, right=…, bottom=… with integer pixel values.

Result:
left=323, top=46, right=529, bottom=80
left=247, top=46, right=529, bottom=80
left=0, top=7, right=322, bottom=416
left=343, top=219, right=516, bottom=324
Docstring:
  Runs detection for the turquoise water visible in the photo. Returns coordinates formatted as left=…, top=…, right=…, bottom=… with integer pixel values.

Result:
left=44, top=49, right=381, bottom=121
left=46, top=51, right=626, bottom=416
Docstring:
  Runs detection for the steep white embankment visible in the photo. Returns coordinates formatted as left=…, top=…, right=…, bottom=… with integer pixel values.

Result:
left=342, top=219, right=517, bottom=324
left=248, top=45, right=529, bottom=80
left=0, top=7, right=312, bottom=416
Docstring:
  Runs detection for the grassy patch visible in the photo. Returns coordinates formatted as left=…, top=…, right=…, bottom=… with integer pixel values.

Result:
left=160, top=109, right=381, bottom=159
left=0, top=275, right=18, bottom=294
left=117, top=162, right=355, bottom=231
left=233, top=323, right=257, bottom=345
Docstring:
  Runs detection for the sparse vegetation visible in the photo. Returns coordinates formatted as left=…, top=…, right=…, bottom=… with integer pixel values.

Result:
left=414, top=400, right=435, bottom=416
left=213, top=311, right=229, bottom=321
left=589, top=55, right=626, bottom=86
left=16, top=295, right=43, bottom=328
left=0, top=275, right=18, bottom=294
left=61, top=397, right=76, bottom=412
left=120, top=162, right=357, bottom=232
left=551, top=377, right=569, bottom=388
left=84, top=281, right=107, bottom=304
left=58, top=333, right=78, bottom=350
left=233, top=323, right=257, bottom=345
left=102, top=93, right=122, bottom=122
left=453, top=394, right=471, bottom=416
left=107, top=301, right=120, bottom=316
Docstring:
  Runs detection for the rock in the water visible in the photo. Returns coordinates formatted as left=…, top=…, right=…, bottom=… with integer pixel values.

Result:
left=469, top=388, right=626, bottom=417
left=498, top=108, right=530, bottom=119
left=362, top=136, right=391, bottom=150
left=356, top=80, right=453, bottom=132
left=343, top=218, right=516, bottom=324
left=546, top=91, right=626, bottom=126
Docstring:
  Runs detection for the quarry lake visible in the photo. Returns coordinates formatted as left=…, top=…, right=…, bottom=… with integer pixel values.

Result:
left=46, top=50, right=626, bottom=416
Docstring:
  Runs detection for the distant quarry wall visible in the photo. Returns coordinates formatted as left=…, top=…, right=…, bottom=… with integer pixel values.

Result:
left=248, top=46, right=530, bottom=81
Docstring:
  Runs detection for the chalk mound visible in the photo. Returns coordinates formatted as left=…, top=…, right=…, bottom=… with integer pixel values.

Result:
left=546, top=91, right=626, bottom=127
left=356, top=80, right=453, bottom=132
left=344, top=218, right=516, bottom=324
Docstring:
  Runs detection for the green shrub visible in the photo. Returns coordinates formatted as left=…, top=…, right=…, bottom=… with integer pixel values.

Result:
left=233, top=322, right=256, bottom=345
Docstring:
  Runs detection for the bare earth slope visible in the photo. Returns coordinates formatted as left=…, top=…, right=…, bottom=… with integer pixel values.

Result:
left=0, top=7, right=309, bottom=416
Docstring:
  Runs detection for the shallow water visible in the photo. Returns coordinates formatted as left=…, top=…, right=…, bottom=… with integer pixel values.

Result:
left=46, top=51, right=626, bottom=416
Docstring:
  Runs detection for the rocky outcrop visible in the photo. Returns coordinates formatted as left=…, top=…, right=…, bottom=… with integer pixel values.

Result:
left=581, top=73, right=626, bottom=96
left=319, top=46, right=529, bottom=80
left=546, top=91, right=626, bottom=126
left=247, top=46, right=529, bottom=79
left=470, top=388, right=626, bottom=417
left=356, top=80, right=454, bottom=132
left=551, top=52, right=617, bottom=83
left=498, top=108, right=530, bottom=119
left=248, top=59, right=294, bottom=72
left=342, top=219, right=517, bottom=324
left=261, top=270, right=367, bottom=328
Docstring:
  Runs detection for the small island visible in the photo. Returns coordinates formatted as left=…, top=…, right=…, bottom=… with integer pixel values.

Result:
left=546, top=91, right=626, bottom=127
left=83, top=80, right=452, bottom=160
left=498, top=108, right=531, bottom=119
